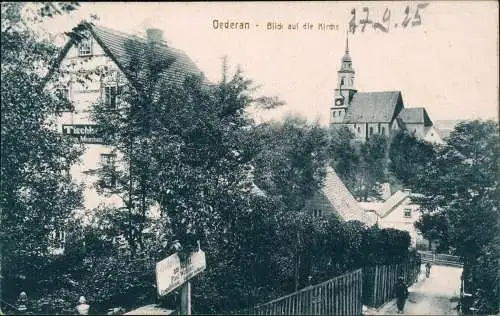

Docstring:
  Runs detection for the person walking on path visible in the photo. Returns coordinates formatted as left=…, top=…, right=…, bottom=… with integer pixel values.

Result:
left=425, top=262, right=432, bottom=278
left=394, top=276, right=409, bottom=314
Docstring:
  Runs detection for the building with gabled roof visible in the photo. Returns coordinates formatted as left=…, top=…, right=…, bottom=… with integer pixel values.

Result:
left=358, top=189, right=425, bottom=247
left=330, top=35, right=442, bottom=144
left=304, top=167, right=376, bottom=226
left=43, top=22, right=206, bottom=252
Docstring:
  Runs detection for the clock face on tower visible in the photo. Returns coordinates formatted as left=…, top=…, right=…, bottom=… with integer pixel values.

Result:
left=335, top=98, right=344, bottom=106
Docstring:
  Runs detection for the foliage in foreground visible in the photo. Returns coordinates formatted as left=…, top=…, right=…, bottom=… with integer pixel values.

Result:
left=1, top=2, right=84, bottom=311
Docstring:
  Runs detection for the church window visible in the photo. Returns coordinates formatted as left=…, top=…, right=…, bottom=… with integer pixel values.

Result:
left=381, top=127, right=386, bottom=134
left=369, top=127, right=374, bottom=136
left=357, top=126, right=361, bottom=133
left=78, top=31, right=92, bottom=56
left=340, top=77, right=345, bottom=85
left=333, top=111, right=337, bottom=117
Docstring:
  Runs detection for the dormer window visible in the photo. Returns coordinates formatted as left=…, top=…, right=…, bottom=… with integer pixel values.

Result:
left=78, top=31, right=92, bottom=56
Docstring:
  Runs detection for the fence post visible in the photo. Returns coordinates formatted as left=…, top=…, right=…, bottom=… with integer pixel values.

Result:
left=359, top=270, right=363, bottom=314
left=373, top=265, right=379, bottom=307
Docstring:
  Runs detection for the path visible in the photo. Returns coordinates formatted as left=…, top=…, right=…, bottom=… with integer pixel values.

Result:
left=376, top=265, right=462, bottom=315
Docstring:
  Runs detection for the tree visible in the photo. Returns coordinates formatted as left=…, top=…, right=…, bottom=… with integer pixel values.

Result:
left=250, top=116, right=329, bottom=291
left=1, top=2, right=82, bottom=312
left=252, top=116, right=329, bottom=212
left=328, top=126, right=389, bottom=201
left=389, top=130, right=436, bottom=187
left=412, top=120, right=499, bottom=314
left=86, top=34, right=285, bottom=309
left=357, top=134, right=389, bottom=201
left=328, top=126, right=360, bottom=190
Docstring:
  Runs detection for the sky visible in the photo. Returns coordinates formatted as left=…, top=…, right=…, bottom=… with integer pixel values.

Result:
left=39, top=1, right=499, bottom=125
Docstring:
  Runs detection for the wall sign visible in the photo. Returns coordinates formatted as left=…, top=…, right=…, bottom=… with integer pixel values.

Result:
left=62, top=124, right=104, bottom=144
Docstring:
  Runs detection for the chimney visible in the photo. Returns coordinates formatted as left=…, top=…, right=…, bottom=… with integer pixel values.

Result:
left=146, top=28, right=164, bottom=45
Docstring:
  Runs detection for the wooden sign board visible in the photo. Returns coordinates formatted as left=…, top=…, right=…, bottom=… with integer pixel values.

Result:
left=156, top=250, right=206, bottom=296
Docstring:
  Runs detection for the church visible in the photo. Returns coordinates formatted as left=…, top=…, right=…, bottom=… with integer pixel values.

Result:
left=329, top=36, right=442, bottom=144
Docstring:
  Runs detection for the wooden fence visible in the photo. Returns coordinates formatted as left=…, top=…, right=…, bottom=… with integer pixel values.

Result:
left=362, top=261, right=420, bottom=308
left=418, top=251, right=463, bottom=267
left=238, top=269, right=363, bottom=315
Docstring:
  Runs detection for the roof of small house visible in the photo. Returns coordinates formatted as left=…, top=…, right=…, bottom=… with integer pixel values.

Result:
left=376, top=190, right=409, bottom=218
left=314, top=167, right=376, bottom=226
left=398, top=107, right=433, bottom=126
left=358, top=201, right=383, bottom=212
left=343, top=91, right=404, bottom=124
left=46, top=21, right=204, bottom=89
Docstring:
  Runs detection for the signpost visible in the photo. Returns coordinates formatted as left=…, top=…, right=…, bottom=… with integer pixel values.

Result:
left=156, top=249, right=206, bottom=315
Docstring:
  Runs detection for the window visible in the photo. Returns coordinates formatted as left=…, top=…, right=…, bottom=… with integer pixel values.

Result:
left=100, top=153, right=117, bottom=189
left=333, top=111, right=337, bottom=117
left=101, top=153, right=116, bottom=166
left=52, top=227, right=66, bottom=249
left=340, top=77, right=345, bottom=85
left=381, top=127, right=386, bottom=135
left=104, top=85, right=122, bottom=109
left=357, top=126, right=361, bottom=133
left=56, top=87, right=72, bottom=112
left=78, top=31, right=92, bottom=56
left=369, top=127, right=374, bottom=136
left=404, top=208, right=411, bottom=218
left=313, top=209, right=323, bottom=218
left=56, top=87, right=70, bottom=100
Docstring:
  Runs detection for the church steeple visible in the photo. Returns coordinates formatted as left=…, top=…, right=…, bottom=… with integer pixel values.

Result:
left=345, top=32, right=349, bottom=54
left=331, top=32, right=357, bottom=124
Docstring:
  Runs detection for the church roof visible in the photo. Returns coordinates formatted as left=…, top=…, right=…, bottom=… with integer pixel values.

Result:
left=342, top=53, right=352, bottom=62
left=398, top=107, right=433, bottom=126
left=306, top=167, right=375, bottom=226
left=343, top=91, right=404, bottom=123
left=46, top=21, right=204, bottom=89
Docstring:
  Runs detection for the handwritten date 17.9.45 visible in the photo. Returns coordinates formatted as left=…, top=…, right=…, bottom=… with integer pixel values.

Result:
left=349, top=3, right=429, bottom=34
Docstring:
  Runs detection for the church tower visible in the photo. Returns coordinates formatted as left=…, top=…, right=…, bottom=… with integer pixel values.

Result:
left=331, top=33, right=357, bottom=124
